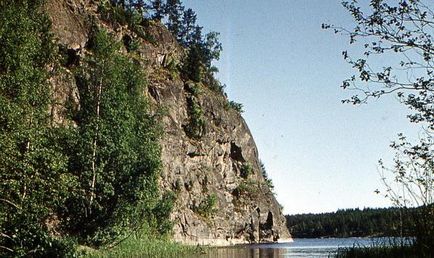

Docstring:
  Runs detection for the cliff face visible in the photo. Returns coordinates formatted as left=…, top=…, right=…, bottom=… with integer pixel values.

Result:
left=45, top=0, right=290, bottom=245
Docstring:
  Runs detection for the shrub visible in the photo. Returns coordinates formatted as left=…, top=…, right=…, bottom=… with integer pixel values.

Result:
left=123, top=35, right=140, bottom=52
left=184, top=83, right=206, bottom=139
left=264, top=178, right=274, bottom=191
left=260, top=161, right=274, bottom=191
left=98, top=1, right=156, bottom=44
left=234, top=180, right=261, bottom=199
left=227, top=101, right=244, bottom=113
left=195, top=194, right=218, bottom=218
left=240, top=162, right=253, bottom=179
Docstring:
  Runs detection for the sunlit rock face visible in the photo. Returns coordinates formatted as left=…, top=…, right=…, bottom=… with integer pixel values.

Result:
left=45, top=0, right=291, bottom=245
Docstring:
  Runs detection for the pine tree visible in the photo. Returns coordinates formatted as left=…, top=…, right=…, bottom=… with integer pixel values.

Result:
left=179, top=8, right=197, bottom=46
left=150, top=0, right=165, bottom=21
left=165, top=0, right=184, bottom=40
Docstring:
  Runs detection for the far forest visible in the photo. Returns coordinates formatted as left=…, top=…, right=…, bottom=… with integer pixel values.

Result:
left=285, top=207, right=424, bottom=238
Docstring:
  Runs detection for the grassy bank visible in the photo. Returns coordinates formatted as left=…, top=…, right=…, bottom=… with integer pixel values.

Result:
left=336, top=243, right=432, bottom=258
left=79, top=236, right=201, bottom=258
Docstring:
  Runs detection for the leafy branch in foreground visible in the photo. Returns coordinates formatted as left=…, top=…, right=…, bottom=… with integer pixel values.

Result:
left=378, top=134, right=434, bottom=253
left=379, top=134, right=433, bottom=208
left=323, top=0, right=433, bottom=131
left=325, top=0, right=433, bottom=255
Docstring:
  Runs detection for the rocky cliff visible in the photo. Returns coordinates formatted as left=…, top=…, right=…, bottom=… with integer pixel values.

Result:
left=44, top=0, right=290, bottom=245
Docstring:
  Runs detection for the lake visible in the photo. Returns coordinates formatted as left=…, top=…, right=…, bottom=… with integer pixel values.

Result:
left=196, top=237, right=413, bottom=258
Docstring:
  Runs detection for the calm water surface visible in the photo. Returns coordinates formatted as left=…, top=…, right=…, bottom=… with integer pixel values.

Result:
left=197, top=237, right=412, bottom=258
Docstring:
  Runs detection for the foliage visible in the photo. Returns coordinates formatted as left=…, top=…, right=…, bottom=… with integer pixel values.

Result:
left=81, top=223, right=199, bottom=257
left=184, top=97, right=205, bottom=139
left=180, top=8, right=197, bottom=45
left=240, top=162, right=253, bottom=179
left=99, top=0, right=223, bottom=91
left=0, top=0, right=77, bottom=256
left=123, top=35, right=140, bottom=52
left=379, top=133, right=434, bottom=252
left=151, top=191, right=176, bottom=235
left=164, top=0, right=223, bottom=68
left=98, top=1, right=155, bottom=43
left=378, top=134, right=433, bottom=208
left=99, top=1, right=142, bottom=27
left=182, top=44, right=205, bottom=82
left=226, top=101, right=244, bottom=113
left=324, top=0, right=434, bottom=254
left=0, top=0, right=223, bottom=255
left=184, top=83, right=205, bottom=139
left=322, top=0, right=433, bottom=129
left=165, top=0, right=184, bottom=39
left=285, top=207, right=418, bottom=238
left=234, top=180, right=261, bottom=199
left=63, top=28, right=163, bottom=246
left=336, top=244, right=419, bottom=258
left=194, top=194, right=218, bottom=218
left=180, top=29, right=222, bottom=85
left=150, top=0, right=165, bottom=21
left=206, top=78, right=226, bottom=95
left=260, top=161, right=274, bottom=191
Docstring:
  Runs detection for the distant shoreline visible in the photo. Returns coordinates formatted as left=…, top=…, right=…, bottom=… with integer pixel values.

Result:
left=286, top=207, right=418, bottom=238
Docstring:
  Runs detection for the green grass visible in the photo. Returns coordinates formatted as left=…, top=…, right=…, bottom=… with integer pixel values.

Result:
left=335, top=244, right=431, bottom=258
left=79, top=235, right=201, bottom=258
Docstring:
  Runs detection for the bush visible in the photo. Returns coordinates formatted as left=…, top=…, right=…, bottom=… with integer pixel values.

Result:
left=264, top=178, right=274, bottom=191
left=260, top=161, right=274, bottom=191
left=227, top=101, right=244, bottom=113
left=98, top=1, right=156, bottom=44
left=194, top=194, right=218, bottom=218
left=234, top=180, right=261, bottom=199
left=240, top=162, right=253, bottom=179
left=123, top=35, right=140, bottom=52
left=184, top=83, right=206, bottom=139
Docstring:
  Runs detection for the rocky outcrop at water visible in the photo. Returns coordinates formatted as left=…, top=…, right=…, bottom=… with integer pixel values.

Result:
left=45, top=0, right=291, bottom=245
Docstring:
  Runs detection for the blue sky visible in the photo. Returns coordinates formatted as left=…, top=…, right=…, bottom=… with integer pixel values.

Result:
left=182, top=0, right=422, bottom=214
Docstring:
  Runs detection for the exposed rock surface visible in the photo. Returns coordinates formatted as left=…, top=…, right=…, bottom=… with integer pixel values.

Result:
left=44, top=0, right=291, bottom=245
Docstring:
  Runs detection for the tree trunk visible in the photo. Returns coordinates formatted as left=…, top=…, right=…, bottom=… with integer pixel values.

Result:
left=89, top=77, right=103, bottom=212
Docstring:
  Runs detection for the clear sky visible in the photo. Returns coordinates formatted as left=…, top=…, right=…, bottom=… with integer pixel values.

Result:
left=182, top=0, right=422, bottom=215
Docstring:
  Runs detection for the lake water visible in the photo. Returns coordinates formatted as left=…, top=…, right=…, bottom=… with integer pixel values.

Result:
left=196, top=237, right=412, bottom=258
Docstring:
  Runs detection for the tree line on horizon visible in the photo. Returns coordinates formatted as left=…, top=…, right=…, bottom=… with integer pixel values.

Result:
left=286, top=207, right=421, bottom=238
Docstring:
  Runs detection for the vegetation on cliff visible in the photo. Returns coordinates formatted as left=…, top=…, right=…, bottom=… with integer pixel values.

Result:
left=0, top=0, right=196, bottom=256
left=0, top=0, right=260, bottom=256
left=101, top=0, right=223, bottom=89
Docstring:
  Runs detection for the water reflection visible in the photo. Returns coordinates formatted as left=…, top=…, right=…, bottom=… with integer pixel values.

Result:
left=197, top=246, right=288, bottom=258
left=196, top=244, right=335, bottom=258
left=194, top=237, right=413, bottom=258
